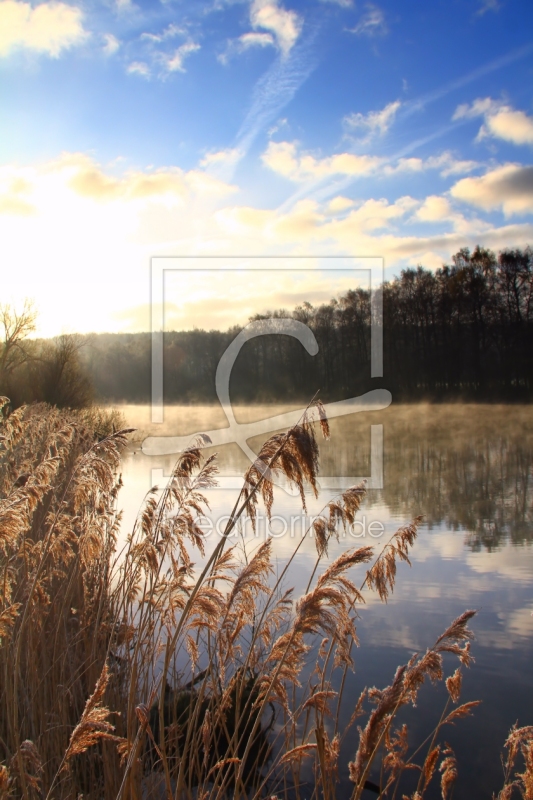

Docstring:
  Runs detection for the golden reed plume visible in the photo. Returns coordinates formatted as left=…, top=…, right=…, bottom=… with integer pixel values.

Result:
left=0, top=396, right=530, bottom=799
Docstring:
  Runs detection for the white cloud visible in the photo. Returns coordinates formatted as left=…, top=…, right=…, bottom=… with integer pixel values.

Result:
left=347, top=3, right=387, bottom=36
left=484, top=108, right=533, bottom=146
left=412, top=195, right=490, bottom=236
left=47, top=153, right=237, bottom=202
left=262, top=140, right=383, bottom=181
left=450, top=164, right=533, bottom=216
left=102, top=32, right=119, bottom=56
left=128, top=25, right=198, bottom=79
left=3, top=149, right=533, bottom=337
left=218, top=31, right=275, bottom=64
left=250, top=0, right=302, bottom=56
left=0, top=0, right=87, bottom=57
left=343, top=196, right=418, bottom=231
left=415, top=195, right=452, bottom=222
left=262, top=141, right=478, bottom=185
left=127, top=60, right=149, bottom=77
left=216, top=195, right=419, bottom=242
left=161, top=41, right=200, bottom=73
left=454, top=97, right=533, bottom=147
left=210, top=185, right=532, bottom=273
left=344, top=100, right=401, bottom=142
left=328, top=196, right=353, bottom=212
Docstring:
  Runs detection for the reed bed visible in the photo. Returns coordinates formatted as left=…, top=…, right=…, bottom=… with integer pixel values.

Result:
left=0, top=396, right=531, bottom=799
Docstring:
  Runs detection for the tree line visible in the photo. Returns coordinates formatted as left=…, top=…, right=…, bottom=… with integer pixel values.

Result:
left=2, top=245, right=533, bottom=407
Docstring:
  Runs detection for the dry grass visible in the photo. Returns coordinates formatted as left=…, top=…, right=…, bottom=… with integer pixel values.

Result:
left=0, top=395, right=531, bottom=799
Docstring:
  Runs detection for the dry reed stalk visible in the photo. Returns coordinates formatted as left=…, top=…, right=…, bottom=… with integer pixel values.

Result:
left=495, top=725, right=533, bottom=800
left=0, top=400, right=130, bottom=799
left=348, top=610, right=479, bottom=800
left=2, top=395, right=526, bottom=800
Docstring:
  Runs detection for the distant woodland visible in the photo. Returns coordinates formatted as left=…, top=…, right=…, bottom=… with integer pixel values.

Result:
left=2, top=245, right=533, bottom=406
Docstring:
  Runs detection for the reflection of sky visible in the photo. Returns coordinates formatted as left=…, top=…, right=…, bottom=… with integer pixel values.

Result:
left=117, top=403, right=533, bottom=799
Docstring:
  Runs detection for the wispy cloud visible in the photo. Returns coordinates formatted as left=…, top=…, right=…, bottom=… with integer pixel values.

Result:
left=402, top=42, right=533, bottom=118
left=0, top=0, right=88, bottom=57
left=140, top=23, right=185, bottom=44
left=344, top=100, right=401, bottom=143
left=347, top=3, right=387, bottom=36
left=453, top=97, right=533, bottom=146
left=231, top=29, right=318, bottom=165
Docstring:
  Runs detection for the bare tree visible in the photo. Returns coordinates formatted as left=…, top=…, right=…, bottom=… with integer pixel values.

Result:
left=0, top=299, right=37, bottom=388
left=38, top=334, right=92, bottom=408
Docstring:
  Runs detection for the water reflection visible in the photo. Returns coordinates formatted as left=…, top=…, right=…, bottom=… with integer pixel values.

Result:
left=115, top=403, right=533, bottom=799
left=371, top=405, right=533, bottom=549
left=120, top=403, right=533, bottom=550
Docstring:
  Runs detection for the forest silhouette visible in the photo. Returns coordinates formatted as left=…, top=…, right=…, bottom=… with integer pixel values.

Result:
left=80, top=245, right=533, bottom=404
left=2, top=245, right=533, bottom=406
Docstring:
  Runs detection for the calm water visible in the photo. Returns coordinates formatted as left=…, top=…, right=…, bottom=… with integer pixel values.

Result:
left=115, top=403, right=533, bottom=798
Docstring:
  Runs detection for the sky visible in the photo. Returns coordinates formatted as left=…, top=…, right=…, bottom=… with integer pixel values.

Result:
left=1, top=0, right=533, bottom=336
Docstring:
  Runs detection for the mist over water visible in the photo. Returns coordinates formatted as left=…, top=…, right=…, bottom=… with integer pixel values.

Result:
left=116, top=402, right=533, bottom=798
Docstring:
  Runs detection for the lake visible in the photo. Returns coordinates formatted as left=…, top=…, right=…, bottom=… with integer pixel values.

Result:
left=115, top=403, right=533, bottom=798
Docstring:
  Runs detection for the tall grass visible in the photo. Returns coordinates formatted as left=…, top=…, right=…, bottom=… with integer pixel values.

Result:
left=0, top=396, right=531, bottom=799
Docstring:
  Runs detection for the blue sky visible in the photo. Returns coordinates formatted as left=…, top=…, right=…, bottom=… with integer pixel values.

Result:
left=1, top=0, right=533, bottom=335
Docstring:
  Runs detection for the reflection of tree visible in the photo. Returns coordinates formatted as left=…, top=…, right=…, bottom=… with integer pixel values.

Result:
left=353, top=407, right=533, bottom=550
left=210, top=407, right=533, bottom=552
